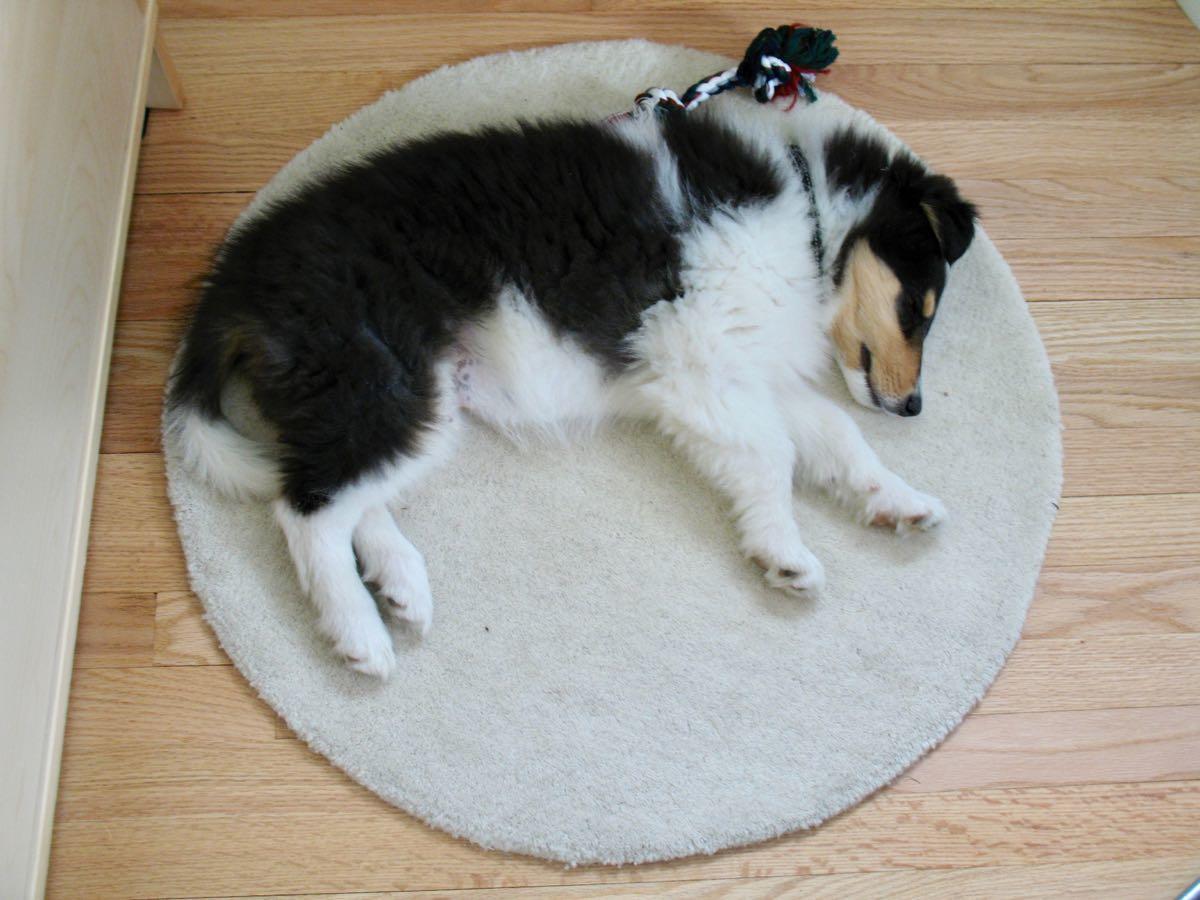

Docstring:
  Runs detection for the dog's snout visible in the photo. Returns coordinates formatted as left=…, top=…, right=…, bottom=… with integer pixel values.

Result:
left=900, top=393, right=922, bottom=417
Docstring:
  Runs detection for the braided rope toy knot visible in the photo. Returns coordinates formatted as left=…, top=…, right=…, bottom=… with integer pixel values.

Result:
left=629, top=24, right=839, bottom=118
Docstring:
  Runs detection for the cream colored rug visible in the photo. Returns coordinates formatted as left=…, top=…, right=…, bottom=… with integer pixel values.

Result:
left=164, top=40, right=1062, bottom=865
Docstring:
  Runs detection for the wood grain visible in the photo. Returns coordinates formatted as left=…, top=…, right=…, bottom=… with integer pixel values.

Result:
left=72, top=593, right=157, bottom=669
left=1043, top=494, right=1200, bottom=568
left=158, top=11, right=1200, bottom=75
left=1026, top=562, right=1200, bottom=639
left=155, top=590, right=226, bottom=665
left=137, top=859, right=1200, bottom=899
left=1062, top=427, right=1200, bottom=496
left=1037, top=299, right=1200, bottom=431
left=164, top=0, right=1181, bottom=14
left=982, top=634, right=1200, bottom=715
left=61, top=665, right=276, bottom=753
left=81, top=453, right=189, bottom=594
left=178, top=858, right=1200, bottom=899
left=897, top=705, right=1200, bottom=792
left=46, top=781, right=1200, bottom=897
left=999, top=237, right=1200, bottom=301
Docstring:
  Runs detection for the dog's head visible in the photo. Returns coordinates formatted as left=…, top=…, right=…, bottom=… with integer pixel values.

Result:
left=825, top=136, right=976, bottom=416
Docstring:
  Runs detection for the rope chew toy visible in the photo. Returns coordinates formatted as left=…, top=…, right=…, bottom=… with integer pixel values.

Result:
left=634, top=24, right=839, bottom=114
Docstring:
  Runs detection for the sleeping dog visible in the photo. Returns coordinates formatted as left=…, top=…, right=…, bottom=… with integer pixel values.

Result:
left=168, top=99, right=976, bottom=677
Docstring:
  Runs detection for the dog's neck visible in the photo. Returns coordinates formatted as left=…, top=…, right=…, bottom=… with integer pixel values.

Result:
left=814, top=167, right=879, bottom=295
left=786, top=140, right=879, bottom=322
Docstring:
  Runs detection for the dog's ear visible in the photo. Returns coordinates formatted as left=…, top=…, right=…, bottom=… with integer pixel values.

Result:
left=919, top=175, right=977, bottom=265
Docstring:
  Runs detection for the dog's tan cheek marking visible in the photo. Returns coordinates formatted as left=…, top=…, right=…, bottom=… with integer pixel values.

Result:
left=923, top=289, right=936, bottom=319
left=849, top=244, right=926, bottom=397
left=847, top=243, right=922, bottom=397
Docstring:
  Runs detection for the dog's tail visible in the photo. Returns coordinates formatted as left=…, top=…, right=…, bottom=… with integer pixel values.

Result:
left=165, top=329, right=280, bottom=501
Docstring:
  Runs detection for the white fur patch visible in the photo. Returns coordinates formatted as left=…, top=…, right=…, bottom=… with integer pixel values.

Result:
left=165, top=402, right=280, bottom=500
left=456, top=286, right=615, bottom=443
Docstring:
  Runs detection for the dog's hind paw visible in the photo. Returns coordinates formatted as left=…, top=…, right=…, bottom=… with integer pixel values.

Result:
left=380, top=582, right=433, bottom=635
left=375, top=560, right=434, bottom=636
left=334, top=615, right=397, bottom=679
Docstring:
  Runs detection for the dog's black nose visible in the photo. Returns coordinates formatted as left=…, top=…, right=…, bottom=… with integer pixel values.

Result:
left=901, top=393, right=922, bottom=417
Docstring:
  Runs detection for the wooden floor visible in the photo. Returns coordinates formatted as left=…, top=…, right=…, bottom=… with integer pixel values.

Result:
left=47, top=1, right=1200, bottom=897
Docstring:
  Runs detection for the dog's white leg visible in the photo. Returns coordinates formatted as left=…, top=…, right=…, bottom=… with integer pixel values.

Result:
left=780, top=384, right=946, bottom=532
left=643, top=383, right=824, bottom=596
left=353, top=505, right=433, bottom=634
left=275, top=493, right=397, bottom=678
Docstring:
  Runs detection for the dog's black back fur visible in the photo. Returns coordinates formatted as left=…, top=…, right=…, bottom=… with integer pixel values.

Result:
left=170, top=116, right=781, bottom=512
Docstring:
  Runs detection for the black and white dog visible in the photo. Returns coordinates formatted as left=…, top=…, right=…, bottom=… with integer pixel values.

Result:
left=168, top=98, right=976, bottom=677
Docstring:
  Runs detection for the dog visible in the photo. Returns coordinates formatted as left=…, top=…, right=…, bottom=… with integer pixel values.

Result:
left=167, top=97, right=977, bottom=677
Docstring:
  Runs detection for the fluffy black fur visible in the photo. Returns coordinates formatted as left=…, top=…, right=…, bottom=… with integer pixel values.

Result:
left=169, top=116, right=782, bottom=513
left=825, top=128, right=977, bottom=340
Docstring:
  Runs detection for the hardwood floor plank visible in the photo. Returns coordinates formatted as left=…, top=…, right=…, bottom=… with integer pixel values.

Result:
left=163, top=0, right=1180, bottom=15
left=72, top=593, right=156, bottom=669
left=45, top=780, right=1200, bottom=897
left=159, top=11, right=1200, bottom=76
left=1026, top=562, right=1200, bottom=639
left=898, top=118, right=1200, bottom=180
left=1033, top=299, right=1200, bottom=430
left=1043, top=494, right=1200, bottom=569
left=826, top=62, right=1200, bottom=118
left=53, top=739, right=353, bottom=824
left=98, top=317, right=174, bottom=455
left=980, top=634, right=1200, bottom=715
left=155, top=590, right=227, bottom=665
left=896, top=706, right=1200, bottom=792
left=1063, top=427, right=1200, bottom=496
left=59, top=665, right=277, bottom=753
left=1002, top=236, right=1200, bottom=301
left=81, top=453, right=189, bottom=594
left=118, top=192, right=239, bottom=321
left=203, top=858, right=1200, bottom=899
left=964, top=176, right=1200, bottom=241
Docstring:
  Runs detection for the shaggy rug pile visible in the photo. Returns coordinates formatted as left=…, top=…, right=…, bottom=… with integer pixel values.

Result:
left=164, top=40, right=1062, bottom=864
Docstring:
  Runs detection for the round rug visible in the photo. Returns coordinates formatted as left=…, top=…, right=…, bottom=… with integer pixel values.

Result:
left=164, top=40, right=1062, bottom=864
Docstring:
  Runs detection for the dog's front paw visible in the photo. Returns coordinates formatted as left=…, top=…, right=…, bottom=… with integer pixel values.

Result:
left=753, top=547, right=826, bottom=597
left=864, top=475, right=946, bottom=533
